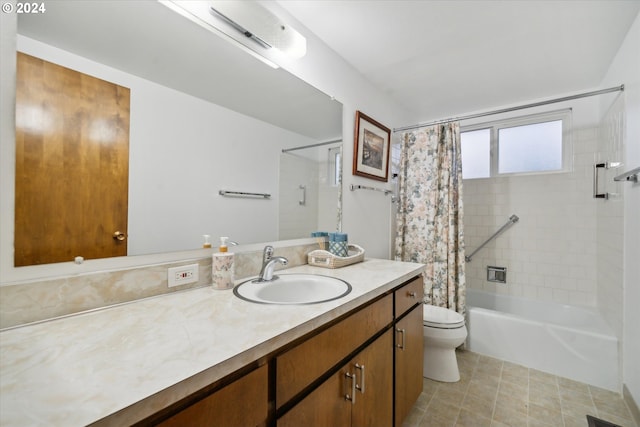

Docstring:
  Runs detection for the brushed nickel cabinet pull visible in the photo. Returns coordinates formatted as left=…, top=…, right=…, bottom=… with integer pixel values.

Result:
left=345, top=372, right=356, bottom=404
left=396, top=328, right=406, bottom=350
left=355, top=363, right=365, bottom=394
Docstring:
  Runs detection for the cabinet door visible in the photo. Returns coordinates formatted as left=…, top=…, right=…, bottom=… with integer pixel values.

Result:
left=351, top=329, right=393, bottom=427
left=158, top=365, right=268, bottom=427
left=277, top=364, right=351, bottom=427
left=394, top=306, right=424, bottom=427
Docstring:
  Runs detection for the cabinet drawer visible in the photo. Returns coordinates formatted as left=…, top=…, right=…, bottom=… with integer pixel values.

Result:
left=394, top=276, right=423, bottom=317
left=276, top=293, right=393, bottom=407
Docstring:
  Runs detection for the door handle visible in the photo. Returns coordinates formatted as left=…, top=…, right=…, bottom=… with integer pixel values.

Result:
left=113, top=231, right=126, bottom=241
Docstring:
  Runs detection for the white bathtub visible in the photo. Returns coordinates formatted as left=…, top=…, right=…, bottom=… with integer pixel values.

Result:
left=466, top=289, right=619, bottom=391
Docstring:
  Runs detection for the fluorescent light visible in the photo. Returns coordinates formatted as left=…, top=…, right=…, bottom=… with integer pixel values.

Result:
left=159, top=1, right=280, bottom=69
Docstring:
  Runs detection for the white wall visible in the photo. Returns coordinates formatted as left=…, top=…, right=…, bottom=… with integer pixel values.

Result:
left=600, top=12, right=640, bottom=408
left=263, top=3, right=416, bottom=259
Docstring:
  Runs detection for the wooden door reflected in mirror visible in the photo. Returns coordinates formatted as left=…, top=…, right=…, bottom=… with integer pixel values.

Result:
left=15, top=52, right=130, bottom=266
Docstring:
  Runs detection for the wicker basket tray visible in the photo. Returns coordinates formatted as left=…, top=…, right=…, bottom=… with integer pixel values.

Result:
left=307, top=244, right=365, bottom=269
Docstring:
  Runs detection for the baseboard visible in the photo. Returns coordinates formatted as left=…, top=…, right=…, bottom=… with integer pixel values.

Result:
left=623, top=384, right=640, bottom=427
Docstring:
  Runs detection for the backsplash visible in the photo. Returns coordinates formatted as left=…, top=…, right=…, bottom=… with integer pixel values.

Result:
left=0, top=242, right=318, bottom=329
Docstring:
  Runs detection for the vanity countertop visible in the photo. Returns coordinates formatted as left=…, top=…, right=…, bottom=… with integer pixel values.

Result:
left=0, top=258, right=424, bottom=426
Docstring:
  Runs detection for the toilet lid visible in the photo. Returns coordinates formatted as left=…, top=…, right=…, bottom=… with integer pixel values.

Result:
left=423, top=304, right=465, bottom=329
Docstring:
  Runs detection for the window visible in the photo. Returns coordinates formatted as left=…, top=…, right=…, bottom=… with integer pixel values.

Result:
left=461, top=110, right=571, bottom=179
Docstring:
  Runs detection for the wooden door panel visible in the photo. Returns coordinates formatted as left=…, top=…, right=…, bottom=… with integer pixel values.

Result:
left=394, top=306, right=424, bottom=427
left=158, top=364, right=268, bottom=427
left=15, top=52, right=130, bottom=266
left=351, top=329, right=393, bottom=427
left=277, top=365, right=351, bottom=427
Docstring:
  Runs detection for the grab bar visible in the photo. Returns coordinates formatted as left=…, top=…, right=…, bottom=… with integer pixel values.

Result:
left=465, top=215, right=519, bottom=262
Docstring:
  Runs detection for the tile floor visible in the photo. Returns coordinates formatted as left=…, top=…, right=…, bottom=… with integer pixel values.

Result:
left=402, top=350, right=638, bottom=427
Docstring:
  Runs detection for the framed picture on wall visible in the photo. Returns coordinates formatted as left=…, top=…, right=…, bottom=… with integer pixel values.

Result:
left=353, top=110, right=391, bottom=182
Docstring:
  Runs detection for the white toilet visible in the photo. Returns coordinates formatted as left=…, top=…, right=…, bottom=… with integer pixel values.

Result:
left=423, top=304, right=468, bottom=382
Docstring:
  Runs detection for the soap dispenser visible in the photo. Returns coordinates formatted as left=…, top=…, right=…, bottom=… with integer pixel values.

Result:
left=212, top=236, right=234, bottom=290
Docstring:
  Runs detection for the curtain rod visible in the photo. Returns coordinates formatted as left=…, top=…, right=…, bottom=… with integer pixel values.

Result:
left=282, top=139, right=342, bottom=153
left=393, top=84, right=624, bottom=133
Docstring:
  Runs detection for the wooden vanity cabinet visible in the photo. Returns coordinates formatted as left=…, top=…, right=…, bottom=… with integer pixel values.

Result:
left=155, top=364, right=268, bottom=427
left=278, top=329, right=393, bottom=427
left=141, top=274, right=424, bottom=427
left=394, top=276, right=424, bottom=427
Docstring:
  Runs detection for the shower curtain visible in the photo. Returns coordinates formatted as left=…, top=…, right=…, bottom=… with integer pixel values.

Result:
left=394, top=123, right=466, bottom=315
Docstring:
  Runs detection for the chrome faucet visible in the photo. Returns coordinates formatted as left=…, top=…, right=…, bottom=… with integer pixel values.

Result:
left=254, top=245, right=288, bottom=282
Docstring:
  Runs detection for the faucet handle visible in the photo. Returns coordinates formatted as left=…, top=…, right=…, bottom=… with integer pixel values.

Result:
left=263, top=245, right=274, bottom=263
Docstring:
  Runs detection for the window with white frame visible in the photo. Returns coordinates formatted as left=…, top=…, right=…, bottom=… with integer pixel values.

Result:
left=460, top=110, right=572, bottom=179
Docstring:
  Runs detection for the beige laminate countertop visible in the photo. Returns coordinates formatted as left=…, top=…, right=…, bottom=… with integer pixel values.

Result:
left=0, top=258, right=424, bottom=426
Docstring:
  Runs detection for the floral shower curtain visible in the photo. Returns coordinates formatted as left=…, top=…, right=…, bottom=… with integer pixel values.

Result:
left=394, top=123, right=466, bottom=315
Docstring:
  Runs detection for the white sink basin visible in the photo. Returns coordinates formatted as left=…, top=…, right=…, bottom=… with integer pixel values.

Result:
left=233, top=274, right=352, bottom=305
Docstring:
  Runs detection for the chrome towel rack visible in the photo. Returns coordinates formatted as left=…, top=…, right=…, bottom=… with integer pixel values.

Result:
left=350, top=184, right=396, bottom=201
left=219, top=190, right=271, bottom=199
left=613, top=166, right=640, bottom=183
left=465, top=214, right=519, bottom=262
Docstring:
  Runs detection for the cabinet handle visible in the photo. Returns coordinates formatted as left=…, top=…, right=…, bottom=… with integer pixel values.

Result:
left=396, top=328, right=406, bottom=350
left=355, top=363, right=365, bottom=394
left=345, top=372, right=356, bottom=404
left=408, top=291, right=417, bottom=298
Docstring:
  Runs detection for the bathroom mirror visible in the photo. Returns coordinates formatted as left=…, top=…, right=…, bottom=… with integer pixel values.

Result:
left=10, top=1, right=343, bottom=266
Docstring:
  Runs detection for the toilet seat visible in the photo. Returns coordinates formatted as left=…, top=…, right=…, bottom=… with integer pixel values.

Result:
left=423, top=304, right=465, bottom=329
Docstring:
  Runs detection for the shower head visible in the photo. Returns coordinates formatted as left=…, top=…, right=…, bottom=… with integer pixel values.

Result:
left=509, top=214, right=519, bottom=223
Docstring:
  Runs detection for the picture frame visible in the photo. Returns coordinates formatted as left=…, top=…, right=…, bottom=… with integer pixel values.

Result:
left=352, top=110, right=391, bottom=182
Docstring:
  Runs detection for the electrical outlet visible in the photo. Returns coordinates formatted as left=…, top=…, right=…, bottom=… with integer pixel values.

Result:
left=168, top=264, right=199, bottom=287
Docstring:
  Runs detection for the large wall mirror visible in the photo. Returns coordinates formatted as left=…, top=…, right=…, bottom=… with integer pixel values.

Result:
left=8, top=1, right=342, bottom=269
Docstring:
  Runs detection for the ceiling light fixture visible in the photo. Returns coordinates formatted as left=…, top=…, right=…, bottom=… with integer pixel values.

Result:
left=159, top=1, right=282, bottom=69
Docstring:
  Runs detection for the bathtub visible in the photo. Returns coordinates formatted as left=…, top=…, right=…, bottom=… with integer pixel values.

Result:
left=466, top=289, right=619, bottom=391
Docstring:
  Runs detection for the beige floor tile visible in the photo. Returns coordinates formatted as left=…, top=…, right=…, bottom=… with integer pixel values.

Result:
left=456, top=408, right=492, bottom=427
left=529, top=392, right=561, bottom=413
left=495, top=393, right=528, bottom=415
left=560, top=388, right=595, bottom=407
left=528, top=402, right=563, bottom=425
left=563, top=414, right=589, bottom=427
left=467, top=380, right=499, bottom=404
left=501, top=371, right=529, bottom=387
left=472, top=371, right=501, bottom=387
left=529, top=369, right=558, bottom=385
left=401, top=405, right=426, bottom=427
left=498, top=380, right=528, bottom=400
left=501, top=362, right=529, bottom=378
left=431, top=385, right=466, bottom=407
left=593, top=395, right=634, bottom=419
left=406, top=351, right=635, bottom=427
left=558, top=376, right=591, bottom=394
left=461, top=393, right=496, bottom=419
left=560, top=400, right=598, bottom=420
left=492, top=403, right=528, bottom=427
left=420, top=401, right=460, bottom=427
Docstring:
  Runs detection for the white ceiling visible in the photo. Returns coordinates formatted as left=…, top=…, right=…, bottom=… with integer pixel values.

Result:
left=278, top=0, right=640, bottom=122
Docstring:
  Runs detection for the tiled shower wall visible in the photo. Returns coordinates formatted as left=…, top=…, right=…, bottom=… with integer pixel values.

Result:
left=596, top=95, right=625, bottom=340
left=463, top=127, right=600, bottom=306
